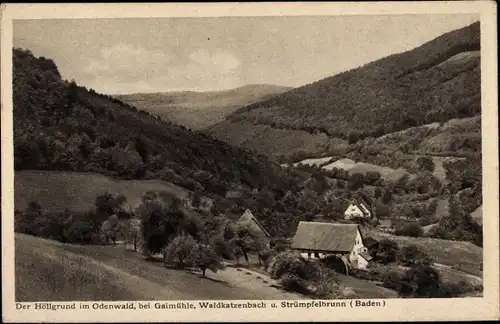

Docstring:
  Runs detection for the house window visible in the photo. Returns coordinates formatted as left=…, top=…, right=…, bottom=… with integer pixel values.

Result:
left=314, top=252, right=320, bottom=258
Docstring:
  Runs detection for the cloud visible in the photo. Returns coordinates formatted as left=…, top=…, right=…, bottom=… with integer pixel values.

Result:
left=84, top=45, right=243, bottom=94
left=189, top=49, right=240, bottom=70
left=84, top=43, right=171, bottom=79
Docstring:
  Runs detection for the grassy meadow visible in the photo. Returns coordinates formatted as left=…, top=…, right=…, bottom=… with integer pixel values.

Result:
left=15, top=170, right=190, bottom=213
left=365, top=230, right=483, bottom=277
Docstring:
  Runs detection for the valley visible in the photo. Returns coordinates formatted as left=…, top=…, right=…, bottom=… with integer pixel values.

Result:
left=115, top=84, right=291, bottom=130
left=11, top=20, right=484, bottom=302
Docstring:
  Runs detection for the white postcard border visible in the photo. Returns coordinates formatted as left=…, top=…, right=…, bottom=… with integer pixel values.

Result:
left=1, top=2, right=498, bottom=322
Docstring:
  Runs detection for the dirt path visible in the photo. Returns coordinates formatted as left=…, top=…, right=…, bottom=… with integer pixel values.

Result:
left=16, top=234, right=304, bottom=301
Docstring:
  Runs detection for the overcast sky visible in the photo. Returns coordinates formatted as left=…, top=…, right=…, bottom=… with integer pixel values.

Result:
left=14, top=14, right=479, bottom=94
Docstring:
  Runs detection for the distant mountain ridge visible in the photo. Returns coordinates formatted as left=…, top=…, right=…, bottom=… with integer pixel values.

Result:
left=207, top=22, right=481, bottom=160
left=115, top=84, right=292, bottom=130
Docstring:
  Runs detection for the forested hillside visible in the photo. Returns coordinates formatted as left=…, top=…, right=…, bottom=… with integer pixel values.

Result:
left=12, top=48, right=304, bottom=236
left=13, top=31, right=482, bottom=247
left=208, top=22, right=480, bottom=159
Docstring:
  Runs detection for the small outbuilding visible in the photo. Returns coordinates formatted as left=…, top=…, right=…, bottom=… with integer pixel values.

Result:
left=237, top=209, right=271, bottom=241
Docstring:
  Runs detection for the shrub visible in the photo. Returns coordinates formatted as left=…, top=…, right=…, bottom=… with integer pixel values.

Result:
left=397, top=264, right=441, bottom=298
left=383, top=270, right=402, bottom=290
left=416, top=156, right=435, bottom=173
left=395, top=223, right=423, bottom=237
left=398, top=244, right=432, bottom=266
left=258, top=247, right=277, bottom=269
left=266, top=251, right=339, bottom=296
left=435, top=281, right=476, bottom=298
left=267, top=251, right=321, bottom=282
left=210, top=235, right=236, bottom=260
left=279, top=274, right=309, bottom=294
left=375, top=239, right=400, bottom=264
left=314, top=267, right=341, bottom=298
left=342, top=287, right=357, bottom=299
left=164, top=233, right=197, bottom=268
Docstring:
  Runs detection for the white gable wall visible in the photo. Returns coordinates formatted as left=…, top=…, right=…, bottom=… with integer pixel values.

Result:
left=349, top=229, right=367, bottom=264
left=344, top=203, right=371, bottom=219
left=357, top=255, right=370, bottom=269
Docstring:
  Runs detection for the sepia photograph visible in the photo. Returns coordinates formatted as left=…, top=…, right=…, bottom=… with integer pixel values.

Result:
left=1, top=2, right=498, bottom=323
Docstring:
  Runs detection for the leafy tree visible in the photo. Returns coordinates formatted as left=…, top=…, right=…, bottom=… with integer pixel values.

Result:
left=190, top=244, right=225, bottom=277
left=64, top=219, right=94, bottom=243
left=16, top=200, right=43, bottom=236
left=95, top=192, right=127, bottom=217
left=347, top=130, right=361, bottom=144
left=395, top=223, right=424, bottom=238
left=397, top=264, right=441, bottom=298
left=164, top=233, right=197, bottom=268
left=138, top=192, right=187, bottom=254
left=416, top=156, right=435, bottom=172
left=365, top=171, right=382, bottom=185
left=398, top=245, right=432, bottom=266
left=100, top=214, right=128, bottom=245
left=381, top=188, right=393, bottom=204
left=375, top=239, right=400, bottom=264
left=125, top=218, right=142, bottom=251
left=431, top=195, right=482, bottom=246
left=375, top=202, right=391, bottom=218
left=383, top=270, right=402, bottom=290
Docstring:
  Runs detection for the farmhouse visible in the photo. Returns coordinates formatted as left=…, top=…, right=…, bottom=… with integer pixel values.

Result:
left=344, top=199, right=372, bottom=220
left=291, top=221, right=372, bottom=272
left=237, top=209, right=271, bottom=241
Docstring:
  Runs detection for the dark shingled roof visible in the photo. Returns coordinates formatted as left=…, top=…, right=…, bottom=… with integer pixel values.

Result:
left=364, top=237, right=379, bottom=248
left=291, top=222, right=361, bottom=252
left=238, top=209, right=270, bottom=238
left=359, top=251, right=373, bottom=261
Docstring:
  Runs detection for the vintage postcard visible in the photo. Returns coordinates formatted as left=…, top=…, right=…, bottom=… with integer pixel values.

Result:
left=1, top=1, right=498, bottom=322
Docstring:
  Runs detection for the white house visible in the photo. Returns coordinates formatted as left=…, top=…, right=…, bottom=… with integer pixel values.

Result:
left=344, top=199, right=372, bottom=220
left=291, top=221, right=372, bottom=271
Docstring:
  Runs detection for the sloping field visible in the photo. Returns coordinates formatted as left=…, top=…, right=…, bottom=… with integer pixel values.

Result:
left=335, top=274, right=398, bottom=299
left=434, top=199, right=450, bottom=219
left=14, top=170, right=190, bottom=213
left=436, top=50, right=480, bottom=68
left=322, top=158, right=357, bottom=171
left=15, top=234, right=151, bottom=301
left=322, top=159, right=412, bottom=182
left=365, top=230, right=482, bottom=277
left=15, top=234, right=304, bottom=302
left=418, top=116, right=481, bottom=154
left=209, top=120, right=334, bottom=159
left=293, top=156, right=335, bottom=168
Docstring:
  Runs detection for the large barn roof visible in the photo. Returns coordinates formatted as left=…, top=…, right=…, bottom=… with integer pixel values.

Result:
left=291, top=222, right=361, bottom=252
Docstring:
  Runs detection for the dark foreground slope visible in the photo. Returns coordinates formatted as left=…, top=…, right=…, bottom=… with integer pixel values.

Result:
left=208, top=22, right=480, bottom=159
left=115, top=84, right=291, bottom=130
left=15, top=233, right=302, bottom=301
